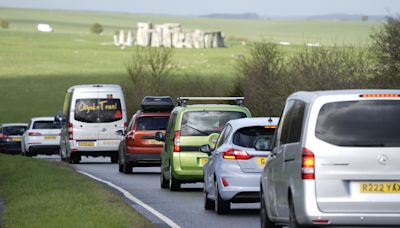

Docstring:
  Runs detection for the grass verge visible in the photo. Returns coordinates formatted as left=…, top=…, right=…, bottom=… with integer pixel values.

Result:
left=0, top=154, right=153, bottom=228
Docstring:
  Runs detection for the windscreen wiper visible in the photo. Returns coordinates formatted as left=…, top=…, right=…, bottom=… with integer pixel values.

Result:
left=185, top=124, right=209, bottom=136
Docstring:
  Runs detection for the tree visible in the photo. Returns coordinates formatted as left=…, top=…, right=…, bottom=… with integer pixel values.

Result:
left=0, top=19, right=9, bottom=29
left=90, top=23, right=103, bottom=34
left=370, top=15, right=400, bottom=87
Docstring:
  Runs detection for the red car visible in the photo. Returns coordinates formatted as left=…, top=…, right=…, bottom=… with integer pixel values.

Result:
left=118, top=96, right=173, bottom=174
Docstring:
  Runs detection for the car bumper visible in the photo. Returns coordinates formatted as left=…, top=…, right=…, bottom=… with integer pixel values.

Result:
left=126, top=153, right=160, bottom=166
left=0, top=142, right=22, bottom=153
left=295, top=181, right=400, bottom=226
left=69, top=140, right=120, bottom=152
left=28, top=145, right=60, bottom=155
left=218, top=172, right=261, bottom=202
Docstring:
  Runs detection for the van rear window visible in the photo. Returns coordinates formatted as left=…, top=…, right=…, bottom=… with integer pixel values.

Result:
left=181, top=111, right=246, bottom=136
left=316, top=100, right=400, bottom=147
left=136, top=116, right=169, bottom=131
left=74, top=99, right=122, bottom=123
left=33, top=121, right=61, bottom=129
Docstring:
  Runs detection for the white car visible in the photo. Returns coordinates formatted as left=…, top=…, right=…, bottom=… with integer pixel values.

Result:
left=22, top=117, right=61, bottom=157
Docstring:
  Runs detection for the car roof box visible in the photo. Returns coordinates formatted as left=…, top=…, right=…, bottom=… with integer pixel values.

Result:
left=141, top=96, right=174, bottom=112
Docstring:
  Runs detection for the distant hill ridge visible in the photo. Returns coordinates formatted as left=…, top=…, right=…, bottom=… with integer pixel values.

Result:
left=306, top=14, right=385, bottom=21
left=199, top=13, right=260, bottom=20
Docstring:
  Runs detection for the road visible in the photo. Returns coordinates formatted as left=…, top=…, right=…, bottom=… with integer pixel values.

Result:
left=37, top=155, right=260, bottom=228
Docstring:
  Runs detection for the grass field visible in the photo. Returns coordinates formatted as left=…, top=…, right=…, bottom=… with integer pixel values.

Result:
left=0, top=7, right=382, bottom=123
left=0, top=154, right=152, bottom=227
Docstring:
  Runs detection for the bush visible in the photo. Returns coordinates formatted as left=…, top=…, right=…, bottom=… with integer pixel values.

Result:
left=234, top=42, right=373, bottom=116
left=370, top=15, right=400, bottom=88
left=90, top=23, right=103, bottom=34
left=0, top=19, right=9, bottom=29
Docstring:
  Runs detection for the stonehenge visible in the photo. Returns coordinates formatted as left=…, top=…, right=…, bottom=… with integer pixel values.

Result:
left=135, top=22, right=224, bottom=48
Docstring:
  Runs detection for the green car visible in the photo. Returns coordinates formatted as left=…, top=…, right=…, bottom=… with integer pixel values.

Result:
left=155, top=97, right=251, bottom=191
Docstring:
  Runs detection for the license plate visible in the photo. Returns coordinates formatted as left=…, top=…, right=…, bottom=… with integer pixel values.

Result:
left=11, top=137, right=21, bottom=142
left=199, top=158, right=208, bottom=166
left=79, top=141, right=95, bottom=147
left=257, top=157, right=268, bottom=167
left=360, top=182, right=400, bottom=193
left=44, top=136, right=56, bottom=140
left=145, top=139, right=163, bottom=145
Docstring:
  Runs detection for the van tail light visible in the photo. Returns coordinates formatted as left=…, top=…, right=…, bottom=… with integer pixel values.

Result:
left=173, top=131, right=181, bottom=152
left=0, top=134, right=7, bottom=139
left=29, top=132, right=42, bottom=136
left=68, top=123, right=73, bottom=140
left=302, top=148, right=315, bottom=180
left=124, top=122, right=128, bottom=128
left=223, top=148, right=253, bottom=160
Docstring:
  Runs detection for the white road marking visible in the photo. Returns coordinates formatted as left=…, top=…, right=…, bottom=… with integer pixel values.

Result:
left=78, top=170, right=181, bottom=228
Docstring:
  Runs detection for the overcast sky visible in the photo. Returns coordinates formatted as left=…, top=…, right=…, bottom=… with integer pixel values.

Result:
left=1, top=0, right=399, bottom=16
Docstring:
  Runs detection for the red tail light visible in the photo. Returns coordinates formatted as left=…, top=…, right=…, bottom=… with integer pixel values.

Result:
left=221, top=177, right=229, bottom=187
left=302, top=148, right=315, bottom=180
left=0, top=134, right=7, bottom=139
left=29, top=132, right=42, bottom=136
left=124, top=122, right=128, bottom=128
left=173, top=131, right=180, bottom=152
left=68, top=123, right=73, bottom=140
left=223, top=148, right=253, bottom=160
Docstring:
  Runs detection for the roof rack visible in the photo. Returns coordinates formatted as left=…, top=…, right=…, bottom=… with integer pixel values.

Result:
left=177, top=97, right=245, bottom=107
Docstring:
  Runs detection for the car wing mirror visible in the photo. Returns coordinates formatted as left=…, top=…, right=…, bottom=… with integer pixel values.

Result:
left=155, top=132, right=165, bottom=142
left=199, top=144, right=212, bottom=156
left=54, top=112, right=66, bottom=125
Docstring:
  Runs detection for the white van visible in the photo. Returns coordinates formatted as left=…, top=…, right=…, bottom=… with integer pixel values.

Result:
left=57, top=84, right=127, bottom=164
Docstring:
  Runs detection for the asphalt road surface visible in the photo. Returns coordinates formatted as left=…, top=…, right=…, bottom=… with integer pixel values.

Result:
left=37, top=155, right=260, bottom=228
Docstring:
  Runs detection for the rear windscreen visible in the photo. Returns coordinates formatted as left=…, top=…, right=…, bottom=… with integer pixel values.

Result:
left=136, top=116, right=169, bottom=131
left=181, top=111, right=246, bottom=136
left=74, top=99, right=122, bottom=123
left=233, top=126, right=276, bottom=148
left=3, top=126, right=27, bottom=135
left=316, top=100, right=400, bottom=147
left=33, top=121, right=61, bottom=129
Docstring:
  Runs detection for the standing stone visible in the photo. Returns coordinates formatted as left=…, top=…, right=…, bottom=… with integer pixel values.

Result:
left=184, top=31, right=194, bottom=48
left=118, top=30, right=125, bottom=46
left=136, top=22, right=153, bottom=46
left=126, top=31, right=133, bottom=46
left=113, top=34, right=119, bottom=46
left=204, top=32, right=214, bottom=48
left=213, top=32, right=224, bottom=48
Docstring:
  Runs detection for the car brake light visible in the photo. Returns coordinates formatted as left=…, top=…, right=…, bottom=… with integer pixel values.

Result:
left=68, top=123, right=73, bottom=140
left=302, top=148, right=315, bottom=180
left=223, top=148, right=253, bottom=160
left=0, top=134, right=7, bottom=139
left=28, top=132, right=42, bottom=136
left=360, top=94, right=400, bottom=98
left=173, top=131, right=180, bottom=152
left=124, top=122, right=128, bottom=128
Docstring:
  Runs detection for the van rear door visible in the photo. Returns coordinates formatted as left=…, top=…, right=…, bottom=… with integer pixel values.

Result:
left=97, top=92, right=125, bottom=141
left=73, top=94, right=99, bottom=142
left=313, top=99, right=400, bottom=213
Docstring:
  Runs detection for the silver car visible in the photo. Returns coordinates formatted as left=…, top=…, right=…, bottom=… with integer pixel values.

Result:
left=202, top=117, right=279, bottom=214
left=261, top=90, right=400, bottom=227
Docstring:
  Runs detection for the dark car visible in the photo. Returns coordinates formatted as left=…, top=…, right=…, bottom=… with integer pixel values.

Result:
left=0, top=123, right=28, bottom=154
left=118, top=96, right=173, bottom=174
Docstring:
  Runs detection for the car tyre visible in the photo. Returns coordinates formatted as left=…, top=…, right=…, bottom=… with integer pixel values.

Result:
left=123, top=160, right=132, bottom=174
left=203, top=184, right=214, bottom=210
left=160, top=168, right=169, bottom=188
left=68, top=153, right=80, bottom=164
left=289, top=195, right=304, bottom=228
left=214, top=181, right=230, bottom=214
left=169, top=166, right=180, bottom=191
left=261, top=190, right=281, bottom=228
